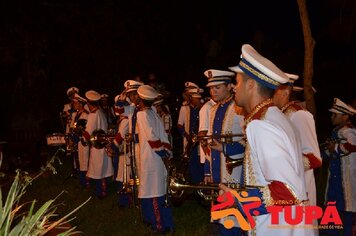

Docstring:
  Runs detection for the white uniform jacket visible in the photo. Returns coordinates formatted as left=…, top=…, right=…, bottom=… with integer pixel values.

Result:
left=199, top=99, right=216, bottom=164
left=136, top=108, right=171, bottom=198
left=282, top=101, right=321, bottom=207
left=86, top=108, right=114, bottom=179
left=243, top=101, right=311, bottom=236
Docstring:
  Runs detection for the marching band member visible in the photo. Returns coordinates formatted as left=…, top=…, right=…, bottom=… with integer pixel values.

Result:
left=182, top=87, right=205, bottom=184
left=70, top=93, right=90, bottom=188
left=273, top=73, right=322, bottom=207
left=100, top=93, right=116, bottom=129
left=198, top=94, right=216, bottom=167
left=224, top=44, right=311, bottom=235
left=177, top=82, right=200, bottom=157
left=83, top=90, right=114, bottom=199
left=136, top=85, right=174, bottom=234
left=113, top=93, right=131, bottom=207
left=322, top=98, right=356, bottom=236
left=124, top=80, right=144, bottom=180
left=112, top=80, right=145, bottom=208
left=153, top=95, right=173, bottom=146
left=203, top=69, right=245, bottom=184
left=203, top=69, right=245, bottom=235
left=273, top=73, right=321, bottom=234
left=62, top=86, right=79, bottom=156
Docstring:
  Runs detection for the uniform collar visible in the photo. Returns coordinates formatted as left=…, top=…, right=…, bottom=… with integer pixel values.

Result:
left=244, top=99, right=274, bottom=126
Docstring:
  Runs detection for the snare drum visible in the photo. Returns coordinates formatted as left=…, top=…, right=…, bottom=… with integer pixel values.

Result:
left=46, top=133, right=66, bottom=146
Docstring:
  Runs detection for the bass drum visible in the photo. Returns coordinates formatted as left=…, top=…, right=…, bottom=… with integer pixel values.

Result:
left=46, top=133, right=66, bottom=146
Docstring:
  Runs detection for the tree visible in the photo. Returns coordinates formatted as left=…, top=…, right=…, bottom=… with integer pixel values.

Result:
left=297, top=0, right=316, bottom=116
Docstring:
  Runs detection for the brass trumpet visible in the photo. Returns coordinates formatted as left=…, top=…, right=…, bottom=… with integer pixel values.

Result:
left=195, top=132, right=244, bottom=144
left=90, top=129, right=116, bottom=149
left=197, top=132, right=245, bottom=174
left=169, top=176, right=262, bottom=201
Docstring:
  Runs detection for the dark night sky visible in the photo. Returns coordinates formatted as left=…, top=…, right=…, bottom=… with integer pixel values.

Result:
left=0, top=0, right=355, bottom=139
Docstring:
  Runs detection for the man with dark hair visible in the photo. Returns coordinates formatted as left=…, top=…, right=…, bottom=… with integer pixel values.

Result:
left=203, top=69, right=245, bottom=236
left=70, top=94, right=90, bottom=188
left=322, top=97, right=356, bottom=236
left=222, top=44, right=311, bottom=235
left=273, top=73, right=321, bottom=234
left=62, top=86, right=79, bottom=156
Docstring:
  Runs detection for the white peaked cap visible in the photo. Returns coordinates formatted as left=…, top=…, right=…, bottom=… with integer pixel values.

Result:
left=101, top=93, right=109, bottom=99
left=153, top=94, right=165, bottom=106
left=185, top=81, right=199, bottom=90
left=329, top=98, right=356, bottom=116
left=137, top=85, right=159, bottom=101
left=85, top=90, right=101, bottom=102
left=285, top=73, right=299, bottom=85
left=204, top=69, right=235, bottom=87
left=67, top=86, right=79, bottom=96
left=187, top=87, right=204, bottom=98
left=124, top=80, right=144, bottom=93
left=229, top=44, right=289, bottom=89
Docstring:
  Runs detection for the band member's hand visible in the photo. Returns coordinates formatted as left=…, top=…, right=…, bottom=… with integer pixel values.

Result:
left=125, top=134, right=133, bottom=143
left=202, top=144, right=210, bottom=155
left=105, top=146, right=115, bottom=157
left=204, top=176, right=212, bottom=184
left=80, top=138, right=88, bottom=147
left=327, top=141, right=336, bottom=153
left=209, top=139, right=223, bottom=152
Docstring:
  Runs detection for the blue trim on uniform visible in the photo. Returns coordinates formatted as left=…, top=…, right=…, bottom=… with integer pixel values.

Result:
left=187, top=106, right=204, bottom=184
left=239, top=58, right=278, bottom=89
left=188, top=145, right=204, bottom=184
left=211, top=101, right=230, bottom=183
left=178, top=127, right=185, bottom=136
left=322, top=129, right=345, bottom=211
left=204, top=159, right=211, bottom=175
left=155, top=149, right=169, bottom=158
left=225, top=143, right=245, bottom=156
left=115, top=100, right=129, bottom=107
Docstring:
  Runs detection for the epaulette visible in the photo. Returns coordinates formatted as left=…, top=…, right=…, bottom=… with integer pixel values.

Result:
left=281, top=101, right=305, bottom=114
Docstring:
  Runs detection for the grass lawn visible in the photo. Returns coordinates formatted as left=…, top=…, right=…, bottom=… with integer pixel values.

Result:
left=14, top=149, right=211, bottom=236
